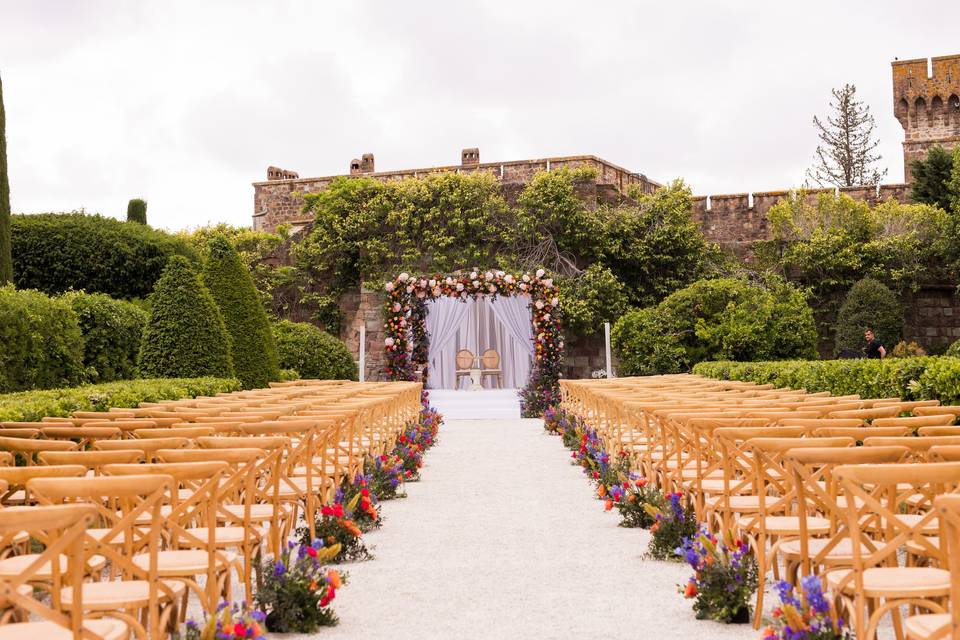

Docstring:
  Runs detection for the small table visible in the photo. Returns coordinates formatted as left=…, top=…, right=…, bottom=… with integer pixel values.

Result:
left=468, top=367, right=484, bottom=391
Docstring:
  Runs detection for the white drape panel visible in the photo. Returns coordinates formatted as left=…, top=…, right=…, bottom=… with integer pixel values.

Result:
left=425, top=297, right=472, bottom=390
left=425, top=296, right=533, bottom=390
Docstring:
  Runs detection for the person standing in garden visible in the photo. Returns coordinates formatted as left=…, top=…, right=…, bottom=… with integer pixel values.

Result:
left=863, top=328, right=886, bottom=359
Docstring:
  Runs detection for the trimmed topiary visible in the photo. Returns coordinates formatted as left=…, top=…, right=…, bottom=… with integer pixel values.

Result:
left=273, top=320, right=357, bottom=380
left=833, top=277, right=902, bottom=356
left=137, top=256, right=234, bottom=379
left=0, top=285, right=85, bottom=392
left=126, top=198, right=147, bottom=224
left=62, top=291, right=147, bottom=383
left=202, top=236, right=279, bottom=389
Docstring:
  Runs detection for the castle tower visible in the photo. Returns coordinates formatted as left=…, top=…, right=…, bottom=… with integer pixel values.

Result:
left=892, top=54, right=960, bottom=181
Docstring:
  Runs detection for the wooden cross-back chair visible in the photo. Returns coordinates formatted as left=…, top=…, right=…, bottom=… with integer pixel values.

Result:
left=0, top=503, right=130, bottom=640
left=28, top=474, right=183, bottom=640
left=93, top=437, right=190, bottom=462
left=38, top=450, right=144, bottom=475
left=903, top=493, right=960, bottom=640
left=0, top=436, right=78, bottom=466
left=38, top=426, right=122, bottom=448
left=0, top=465, right=86, bottom=507
left=830, top=462, right=960, bottom=640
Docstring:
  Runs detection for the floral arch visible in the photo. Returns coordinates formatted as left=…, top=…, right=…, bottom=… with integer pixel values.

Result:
left=382, top=269, right=564, bottom=417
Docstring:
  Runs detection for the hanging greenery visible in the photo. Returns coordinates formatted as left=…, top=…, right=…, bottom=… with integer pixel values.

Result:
left=381, top=269, right=563, bottom=418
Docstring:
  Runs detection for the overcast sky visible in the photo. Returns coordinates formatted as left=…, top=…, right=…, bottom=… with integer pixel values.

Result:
left=2, top=1, right=958, bottom=231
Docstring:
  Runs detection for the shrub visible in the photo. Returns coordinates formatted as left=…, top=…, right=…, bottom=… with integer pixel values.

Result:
left=557, top=264, right=630, bottom=336
left=202, top=236, right=279, bottom=388
left=0, top=377, right=241, bottom=422
left=890, top=340, right=926, bottom=358
left=947, top=339, right=960, bottom=358
left=11, top=212, right=197, bottom=299
left=126, top=198, right=147, bottom=224
left=694, top=356, right=960, bottom=404
left=62, top=291, right=147, bottom=383
left=137, top=256, right=234, bottom=379
left=273, top=320, right=357, bottom=380
left=612, top=277, right=817, bottom=375
left=833, top=277, right=902, bottom=356
left=0, top=285, right=85, bottom=393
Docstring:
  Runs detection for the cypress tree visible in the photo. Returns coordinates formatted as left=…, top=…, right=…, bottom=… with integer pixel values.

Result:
left=137, top=255, right=234, bottom=378
left=201, top=235, right=279, bottom=388
left=126, top=198, right=147, bottom=224
left=0, top=72, right=12, bottom=285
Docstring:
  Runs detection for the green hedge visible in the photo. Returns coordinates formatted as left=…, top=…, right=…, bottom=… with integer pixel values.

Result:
left=12, top=212, right=197, bottom=299
left=0, top=377, right=241, bottom=422
left=693, top=356, right=960, bottom=404
left=273, top=320, right=357, bottom=381
left=0, top=285, right=85, bottom=393
left=62, top=291, right=147, bottom=383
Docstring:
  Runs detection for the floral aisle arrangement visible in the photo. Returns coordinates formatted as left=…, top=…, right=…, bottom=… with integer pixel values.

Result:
left=381, top=270, right=564, bottom=418
left=183, top=602, right=267, bottom=640
left=298, top=498, right=373, bottom=563
left=340, top=474, right=382, bottom=532
left=679, top=529, right=758, bottom=623
left=761, top=577, right=851, bottom=640
left=256, top=540, right=345, bottom=632
left=365, top=452, right=406, bottom=500
left=645, top=492, right=699, bottom=560
left=605, top=473, right=664, bottom=528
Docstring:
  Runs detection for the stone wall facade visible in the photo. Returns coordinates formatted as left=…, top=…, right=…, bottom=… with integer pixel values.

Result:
left=252, top=152, right=659, bottom=233
left=903, top=285, right=960, bottom=352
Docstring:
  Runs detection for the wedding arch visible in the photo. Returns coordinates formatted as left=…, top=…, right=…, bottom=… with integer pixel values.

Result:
left=381, top=269, right=564, bottom=417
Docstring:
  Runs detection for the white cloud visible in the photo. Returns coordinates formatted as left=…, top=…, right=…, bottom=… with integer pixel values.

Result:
left=2, top=0, right=958, bottom=230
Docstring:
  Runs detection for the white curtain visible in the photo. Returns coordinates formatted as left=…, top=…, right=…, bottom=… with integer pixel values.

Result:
left=425, top=296, right=533, bottom=390
left=424, top=297, right=471, bottom=390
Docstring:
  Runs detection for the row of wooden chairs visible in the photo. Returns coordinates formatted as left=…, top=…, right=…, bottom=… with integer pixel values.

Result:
left=0, top=379, right=424, bottom=639
left=560, top=374, right=960, bottom=639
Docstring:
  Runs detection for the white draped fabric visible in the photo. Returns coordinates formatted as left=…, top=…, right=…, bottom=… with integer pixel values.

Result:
left=424, top=296, right=533, bottom=390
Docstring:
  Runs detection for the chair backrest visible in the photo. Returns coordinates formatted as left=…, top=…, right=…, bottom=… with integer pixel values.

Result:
left=0, top=436, right=78, bottom=465
left=455, top=349, right=475, bottom=370
left=918, top=426, right=960, bottom=437
left=481, top=349, right=500, bottom=369
left=0, top=504, right=95, bottom=635
left=932, top=493, right=960, bottom=638
left=0, top=465, right=86, bottom=505
left=812, top=426, right=911, bottom=440
left=872, top=414, right=957, bottom=429
left=38, top=449, right=144, bottom=473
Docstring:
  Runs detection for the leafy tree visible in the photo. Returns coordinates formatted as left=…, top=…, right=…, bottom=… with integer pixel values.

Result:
left=0, top=72, right=11, bottom=285
left=601, top=180, right=716, bottom=307
left=273, top=320, right=357, bottom=380
left=202, top=236, right=279, bottom=388
left=910, top=145, right=955, bottom=211
left=833, top=277, right=902, bottom=356
left=62, top=291, right=147, bottom=383
left=557, top=264, right=630, bottom=336
left=137, top=256, right=234, bottom=378
left=806, top=84, right=888, bottom=187
left=126, top=198, right=147, bottom=224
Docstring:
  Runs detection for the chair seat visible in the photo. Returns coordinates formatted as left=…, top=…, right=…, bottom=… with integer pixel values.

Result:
left=780, top=537, right=869, bottom=562
left=905, top=613, right=950, bottom=640
left=0, top=619, right=128, bottom=640
left=132, top=549, right=237, bottom=575
left=739, top=515, right=832, bottom=536
left=182, top=526, right=266, bottom=546
left=218, top=503, right=290, bottom=522
left=61, top=579, right=186, bottom=609
left=705, top=495, right=762, bottom=511
left=826, top=567, right=951, bottom=598
left=0, top=554, right=106, bottom=578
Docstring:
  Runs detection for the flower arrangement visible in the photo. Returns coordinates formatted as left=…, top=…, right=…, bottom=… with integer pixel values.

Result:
left=590, top=368, right=608, bottom=379
left=255, top=539, right=344, bottom=632
left=603, top=473, right=664, bottom=528
left=381, top=270, right=563, bottom=418
left=298, top=496, right=373, bottom=563
left=645, top=492, right=699, bottom=560
left=339, top=474, right=382, bottom=532
left=392, top=435, right=424, bottom=481
left=365, top=452, right=406, bottom=500
left=761, top=577, right=851, bottom=640
left=679, top=529, right=759, bottom=623
left=182, top=602, right=267, bottom=640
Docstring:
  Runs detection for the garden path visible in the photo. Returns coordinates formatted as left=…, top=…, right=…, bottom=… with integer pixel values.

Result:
left=294, top=404, right=757, bottom=639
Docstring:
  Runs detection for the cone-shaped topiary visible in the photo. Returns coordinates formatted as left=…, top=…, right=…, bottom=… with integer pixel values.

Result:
left=126, top=198, right=147, bottom=224
left=137, top=255, right=234, bottom=378
left=834, top=277, right=902, bottom=356
left=201, top=235, right=279, bottom=388
left=0, top=72, right=12, bottom=285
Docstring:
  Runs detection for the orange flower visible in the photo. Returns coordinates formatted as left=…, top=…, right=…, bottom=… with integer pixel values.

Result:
left=597, top=485, right=606, bottom=498
left=310, top=580, right=318, bottom=591
left=684, top=581, right=698, bottom=598
left=604, top=499, right=614, bottom=511
left=327, top=569, right=343, bottom=589
left=627, top=494, right=637, bottom=503
left=650, top=522, right=660, bottom=533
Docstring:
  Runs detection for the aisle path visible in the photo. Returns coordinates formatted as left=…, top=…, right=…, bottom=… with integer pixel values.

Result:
left=305, top=417, right=756, bottom=639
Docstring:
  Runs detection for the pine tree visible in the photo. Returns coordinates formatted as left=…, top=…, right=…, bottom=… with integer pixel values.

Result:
left=137, top=255, right=234, bottom=379
left=0, top=72, right=12, bottom=285
left=910, top=145, right=955, bottom=211
left=201, top=235, right=279, bottom=388
left=126, top=198, right=147, bottom=224
left=806, top=84, right=888, bottom=188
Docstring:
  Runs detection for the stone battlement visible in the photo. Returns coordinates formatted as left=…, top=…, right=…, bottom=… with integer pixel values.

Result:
left=252, top=152, right=661, bottom=232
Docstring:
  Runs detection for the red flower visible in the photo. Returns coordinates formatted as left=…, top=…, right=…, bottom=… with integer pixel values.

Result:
left=307, top=546, right=317, bottom=558
left=684, top=581, right=698, bottom=598
left=233, top=623, right=247, bottom=637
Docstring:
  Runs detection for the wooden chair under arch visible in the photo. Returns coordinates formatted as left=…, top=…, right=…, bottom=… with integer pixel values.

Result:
left=455, top=349, right=475, bottom=387
left=480, top=349, right=503, bottom=388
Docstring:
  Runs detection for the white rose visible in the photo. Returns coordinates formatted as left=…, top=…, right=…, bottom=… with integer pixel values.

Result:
left=488, top=284, right=496, bottom=292
left=385, top=282, right=394, bottom=291
left=543, top=278, right=553, bottom=288
left=399, top=319, right=407, bottom=327
left=445, top=277, right=454, bottom=285
left=496, top=270, right=505, bottom=278
left=485, top=271, right=493, bottom=280
left=551, top=297, right=559, bottom=307
left=472, top=280, right=480, bottom=288
left=522, top=274, right=531, bottom=283
left=399, top=273, right=409, bottom=282
left=535, top=300, right=544, bottom=309
left=406, top=286, right=414, bottom=293
left=558, top=341, right=564, bottom=349
left=456, top=283, right=464, bottom=291
left=384, top=337, right=395, bottom=347
left=505, top=274, right=514, bottom=284
left=392, top=302, right=401, bottom=312
left=536, top=268, right=545, bottom=278
left=519, top=283, right=528, bottom=291
left=470, top=271, right=478, bottom=279
left=543, top=313, right=551, bottom=321
left=428, top=279, right=436, bottom=287
left=432, top=287, right=441, bottom=296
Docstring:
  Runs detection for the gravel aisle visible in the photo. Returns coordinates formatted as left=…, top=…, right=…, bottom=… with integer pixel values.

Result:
left=298, top=418, right=757, bottom=639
